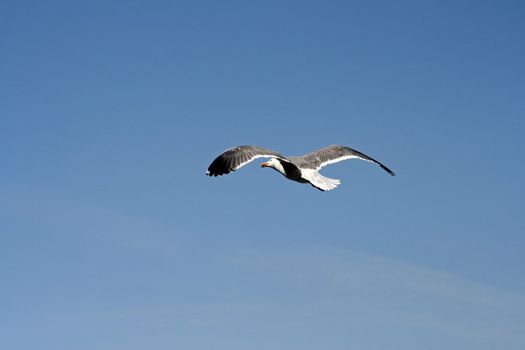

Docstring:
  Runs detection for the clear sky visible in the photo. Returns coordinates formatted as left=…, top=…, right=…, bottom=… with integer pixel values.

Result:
left=2, top=1, right=524, bottom=349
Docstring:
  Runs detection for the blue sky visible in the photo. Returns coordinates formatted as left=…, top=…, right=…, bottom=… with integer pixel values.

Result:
left=1, top=1, right=524, bottom=349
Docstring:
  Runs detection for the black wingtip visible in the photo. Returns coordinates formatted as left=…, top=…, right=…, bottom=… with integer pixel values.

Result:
left=381, top=165, right=396, bottom=176
left=206, top=168, right=230, bottom=177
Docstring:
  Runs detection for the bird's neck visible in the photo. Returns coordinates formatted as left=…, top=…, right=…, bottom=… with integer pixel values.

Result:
left=271, top=161, right=286, bottom=176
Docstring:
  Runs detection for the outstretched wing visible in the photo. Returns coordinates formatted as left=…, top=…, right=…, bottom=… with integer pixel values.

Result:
left=206, top=145, right=287, bottom=176
left=302, top=145, right=395, bottom=176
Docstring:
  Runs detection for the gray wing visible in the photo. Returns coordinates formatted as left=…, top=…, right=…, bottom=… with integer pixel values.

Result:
left=302, top=145, right=395, bottom=176
left=206, top=145, right=287, bottom=176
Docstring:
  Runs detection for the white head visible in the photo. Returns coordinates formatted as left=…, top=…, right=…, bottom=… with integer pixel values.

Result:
left=260, top=158, right=286, bottom=175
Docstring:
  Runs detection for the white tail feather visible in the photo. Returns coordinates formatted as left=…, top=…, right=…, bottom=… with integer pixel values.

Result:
left=301, top=169, right=341, bottom=191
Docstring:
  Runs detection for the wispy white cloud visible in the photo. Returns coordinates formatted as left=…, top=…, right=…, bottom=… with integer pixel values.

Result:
left=2, top=190, right=524, bottom=350
left=63, top=246, right=524, bottom=349
left=221, top=246, right=525, bottom=349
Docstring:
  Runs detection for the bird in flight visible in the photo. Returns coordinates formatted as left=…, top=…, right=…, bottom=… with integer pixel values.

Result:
left=206, top=145, right=395, bottom=191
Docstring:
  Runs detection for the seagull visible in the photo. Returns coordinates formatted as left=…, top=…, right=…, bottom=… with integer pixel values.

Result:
left=206, top=145, right=395, bottom=191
